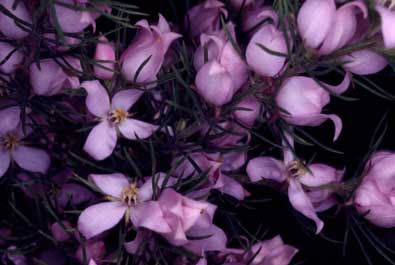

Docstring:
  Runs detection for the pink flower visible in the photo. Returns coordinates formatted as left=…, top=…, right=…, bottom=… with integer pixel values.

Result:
left=81, top=80, right=158, bottom=160
left=51, top=0, right=110, bottom=33
left=29, top=57, right=82, bottom=96
left=77, top=173, right=171, bottom=239
left=242, top=5, right=278, bottom=35
left=185, top=0, right=227, bottom=38
left=341, top=49, right=387, bottom=75
left=246, top=24, right=287, bottom=77
left=0, top=107, right=50, bottom=177
left=233, top=96, right=261, bottom=127
left=194, top=27, right=248, bottom=106
left=93, top=35, right=116, bottom=80
left=275, top=73, right=351, bottom=141
left=121, top=14, right=181, bottom=84
left=222, top=235, right=298, bottom=265
left=318, top=1, right=367, bottom=55
left=376, top=3, right=395, bottom=49
left=246, top=136, right=344, bottom=233
left=0, top=42, right=24, bottom=74
left=0, top=0, right=32, bottom=39
left=354, top=151, right=395, bottom=228
left=156, top=188, right=227, bottom=254
left=297, top=0, right=336, bottom=49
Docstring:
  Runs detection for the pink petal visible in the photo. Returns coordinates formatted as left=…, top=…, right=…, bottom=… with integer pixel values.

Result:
left=215, top=174, right=248, bottom=200
left=89, top=173, right=129, bottom=199
left=118, top=118, right=158, bottom=140
left=130, top=201, right=171, bottom=233
left=246, top=24, right=287, bottom=77
left=299, top=164, right=344, bottom=187
left=233, top=96, right=261, bottom=127
left=111, top=89, right=143, bottom=111
left=246, top=157, right=286, bottom=183
left=376, top=5, right=395, bottom=49
left=0, top=106, right=21, bottom=135
left=57, top=183, right=96, bottom=208
left=81, top=80, right=110, bottom=118
left=78, top=201, right=126, bottom=239
left=342, top=49, right=387, bottom=75
left=0, top=42, right=24, bottom=74
left=220, top=41, right=248, bottom=90
left=0, top=148, right=11, bottom=177
left=323, top=114, right=343, bottom=141
left=195, top=60, right=235, bottom=106
left=93, top=35, right=115, bottom=80
left=0, top=0, right=32, bottom=39
left=323, top=71, right=351, bottom=94
left=12, top=145, right=50, bottom=174
left=84, top=121, right=117, bottom=161
left=319, top=1, right=368, bottom=55
left=288, top=178, right=324, bottom=234
left=297, top=0, right=336, bottom=48
left=137, top=173, right=177, bottom=202
left=184, top=224, right=227, bottom=254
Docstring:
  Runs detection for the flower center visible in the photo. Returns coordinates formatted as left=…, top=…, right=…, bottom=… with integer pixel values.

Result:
left=287, top=160, right=306, bottom=177
left=109, top=108, right=128, bottom=124
left=3, top=133, right=19, bottom=150
left=122, top=183, right=139, bottom=205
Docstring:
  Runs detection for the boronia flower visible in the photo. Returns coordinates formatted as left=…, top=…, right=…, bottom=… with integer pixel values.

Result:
left=78, top=173, right=171, bottom=239
left=275, top=73, right=351, bottom=141
left=341, top=49, right=388, bottom=75
left=93, top=35, right=116, bottom=80
left=246, top=135, right=344, bottom=234
left=0, top=107, right=50, bottom=177
left=376, top=0, right=395, bottom=49
left=354, top=151, right=395, bottom=228
left=120, top=14, right=181, bottom=85
left=0, top=0, right=32, bottom=39
left=81, top=80, right=158, bottom=160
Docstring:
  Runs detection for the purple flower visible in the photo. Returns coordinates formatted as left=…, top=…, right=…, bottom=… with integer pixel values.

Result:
left=78, top=173, right=171, bottom=239
left=29, top=57, right=82, bottom=96
left=354, top=151, right=395, bottom=228
left=246, top=24, right=287, bottom=77
left=246, top=135, right=344, bottom=233
left=121, top=14, right=181, bottom=84
left=93, top=35, right=116, bottom=80
left=185, top=0, right=227, bottom=38
left=81, top=80, right=158, bottom=160
left=194, top=26, right=248, bottom=106
left=275, top=73, right=351, bottom=141
left=0, top=0, right=32, bottom=39
left=0, top=107, right=50, bottom=177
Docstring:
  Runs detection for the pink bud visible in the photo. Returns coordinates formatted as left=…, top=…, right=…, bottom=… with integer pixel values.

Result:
left=29, top=57, right=81, bottom=96
left=233, top=96, right=261, bottom=127
left=276, top=74, right=351, bottom=141
left=93, top=35, right=116, bottom=80
left=195, top=60, right=235, bottom=106
left=341, top=49, right=387, bottom=75
left=121, top=14, right=181, bottom=84
left=297, top=0, right=336, bottom=48
left=319, top=1, right=368, bottom=55
left=185, top=0, right=228, bottom=38
left=242, top=6, right=278, bottom=35
left=246, top=24, right=287, bottom=77
left=0, top=0, right=32, bottom=39
left=0, top=42, right=24, bottom=74
left=376, top=4, right=395, bottom=49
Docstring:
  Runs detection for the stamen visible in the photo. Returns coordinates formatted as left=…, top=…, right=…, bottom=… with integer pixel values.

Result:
left=108, top=108, right=128, bottom=124
left=287, top=160, right=306, bottom=177
left=3, top=133, right=19, bottom=150
left=121, top=182, right=139, bottom=205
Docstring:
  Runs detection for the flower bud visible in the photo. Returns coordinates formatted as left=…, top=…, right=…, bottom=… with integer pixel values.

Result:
left=246, top=24, right=287, bottom=77
left=0, top=0, right=32, bottom=39
left=0, top=42, right=24, bottom=74
left=233, top=96, right=261, bottom=127
left=376, top=4, right=395, bottom=49
left=93, top=35, right=115, bottom=80
left=341, top=49, right=387, bottom=75
left=297, top=0, right=336, bottom=49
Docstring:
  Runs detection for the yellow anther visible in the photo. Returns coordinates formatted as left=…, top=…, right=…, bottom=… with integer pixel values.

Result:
left=3, top=133, right=19, bottom=150
left=109, top=108, right=128, bottom=124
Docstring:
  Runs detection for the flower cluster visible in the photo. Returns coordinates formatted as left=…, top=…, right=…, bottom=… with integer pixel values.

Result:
left=1, top=0, right=395, bottom=264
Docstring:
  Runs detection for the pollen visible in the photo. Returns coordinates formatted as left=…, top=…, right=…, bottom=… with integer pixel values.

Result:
left=122, top=182, right=139, bottom=205
left=3, top=133, right=19, bottom=150
left=109, top=108, right=128, bottom=124
left=287, top=160, right=306, bottom=177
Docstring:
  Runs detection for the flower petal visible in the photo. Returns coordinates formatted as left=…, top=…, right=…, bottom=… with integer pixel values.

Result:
left=130, top=201, right=171, bottom=233
left=12, top=145, right=50, bottom=174
left=342, top=49, right=387, bottom=75
left=89, top=173, right=129, bottom=199
left=81, top=80, right=110, bottom=118
left=111, top=89, right=143, bottom=111
left=118, top=118, right=158, bottom=140
left=84, top=121, right=117, bottom=161
left=0, top=106, right=21, bottom=135
left=376, top=5, right=395, bottom=49
left=246, top=157, right=286, bottom=183
left=288, top=178, right=324, bottom=234
left=78, top=201, right=126, bottom=239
